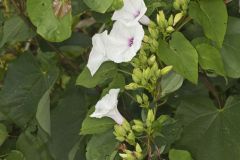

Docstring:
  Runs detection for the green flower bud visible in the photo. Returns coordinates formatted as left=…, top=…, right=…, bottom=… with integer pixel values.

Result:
left=133, top=68, right=142, bottom=79
left=125, top=83, right=140, bottom=90
left=149, top=21, right=157, bottom=28
left=143, top=35, right=150, bottom=43
left=142, top=93, right=149, bottom=103
left=152, top=39, right=159, bottom=49
left=132, top=125, right=144, bottom=133
left=135, top=143, right=142, bottom=153
left=166, top=26, right=175, bottom=33
left=161, top=65, right=173, bottom=75
left=141, top=78, right=147, bottom=86
left=182, top=3, right=188, bottom=11
left=148, top=55, right=156, bottom=66
left=136, top=95, right=143, bottom=104
left=146, top=109, right=155, bottom=127
left=119, top=153, right=128, bottom=159
left=114, top=125, right=126, bottom=137
left=168, top=15, right=174, bottom=26
left=116, top=136, right=125, bottom=142
left=152, top=62, right=159, bottom=72
left=126, top=131, right=136, bottom=145
left=122, top=120, right=131, bottom=131
left=173, top=12, right=184, bottom=26
left=143, top=68, right=151, bottom=80
left=132, top=75, right=140, bottom=83
left=173, top=1, right=180, bottom=10
left=157, top=11, right=166, bottom=26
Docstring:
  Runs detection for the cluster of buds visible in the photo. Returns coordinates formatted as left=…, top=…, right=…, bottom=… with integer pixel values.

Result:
left=114, top=120, right=136, bottom=145
left=146, top=109, right=155, bottom=134
left=125, top=51, right=162, bottom=93
left=173, top=0, right=190, bottom=13
left=119, top=143, right=143, bottom=160
left=136, top=93, right=149, bottom=108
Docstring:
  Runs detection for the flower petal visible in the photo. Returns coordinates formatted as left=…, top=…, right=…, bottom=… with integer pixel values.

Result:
left=106, top=21, right=144, bottom=63
left=90, top=89, right=124, bottom=124
left=112, top=0, right=147, bottom=26
left=87, top=31, right=109, bottom=76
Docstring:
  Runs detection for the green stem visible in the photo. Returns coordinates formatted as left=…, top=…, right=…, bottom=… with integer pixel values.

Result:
left=118, top=69, right=132, bottom=76
left=175, top=16, right=192, bottom=31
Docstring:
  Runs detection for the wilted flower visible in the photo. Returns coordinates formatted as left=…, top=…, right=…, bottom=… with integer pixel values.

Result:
left=112, top=0, right=150, bottom=25
left=90, top=89, right=124, bottom=124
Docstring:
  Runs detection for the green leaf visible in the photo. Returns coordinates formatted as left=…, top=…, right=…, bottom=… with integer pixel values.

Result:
left=80, top=115, right=115, bottom=135
left=175, top=96, right=240, bottom=160
left=27, top=0, right=72, bottom=42
left=17, top=127, right=53, bottom=160
left=189, top=0, right=228, bottom=47
left=5, top=150, right=25, bottom=160
left=0, top=16, right=35, bottom=47
left=0, top=123, right=8, bottom=146
left=161, top=71, right=184, bottom=97
left=49, top=84, right=88, bottom=160
left=86, top=130, right=119, bottom=160
left=0, top=53, right=59, bottom=128
left=221, top=17, right=240, bottom=78
left=169, top=149, right=193, bottom=160
left=76, top=62, right=117, bottom=88
left=157, top=32, right=198, bottom=84
left=83, top=0, right=114, bottom=13
left=195, top=43, right=226, bottom=76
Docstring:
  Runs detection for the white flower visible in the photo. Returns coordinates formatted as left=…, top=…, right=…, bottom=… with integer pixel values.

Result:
left=106, top=21, right=144, bottom=63
left=90, top=89, right=124, bottom=124
left=112, top=0, right=150, bottom=26
left=87, top=21, right=144, bottom=75
left=87, top=31, right=109, bottom=76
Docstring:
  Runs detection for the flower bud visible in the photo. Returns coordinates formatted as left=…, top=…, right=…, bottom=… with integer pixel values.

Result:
left=143, top=68, right=151, bottom=80
left=142, top=93, right=149, bottom=103
left=166, top=26, right=175, bottom=33
left=148, top=55, right=156, bottom=66
left=133, top=68, right=142, bottom=79
left=173, top=12, right=184, bottom=26
left=143, top=35, right=150, bottom=43
left=161, top=66, right=173, bottom=75
left=152, top=39, right=159, bottom=49
left=146, top=109, right=155, bottom=127
left=114, top=125, right=126, bottom=137
left=168, top=15, right=174, bottom=26
left=173, top=1, right=180, bottom=10
left=132, top=75, right=140, bottom=83
left=126, top=131, right=136, bottom=145
left=157, top=11, right=166, bottom=26
left=122, top=120, right=131, bottom=131
left=116, top=136, right=125, bottom=142
left=135, top=143, right=142, bottom=153
left=125, top=83, right=140, bottom=90
left=136, top=95, right=143, bottom=104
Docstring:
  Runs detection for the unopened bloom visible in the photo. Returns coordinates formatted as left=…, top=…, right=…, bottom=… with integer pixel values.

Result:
left=106, top=21, right=144, bottom=63
left=112, top=0, right=150, bottom=25
left=87, top=31, right=109, bottom=76
left=90, top=89, right=124, bottom=124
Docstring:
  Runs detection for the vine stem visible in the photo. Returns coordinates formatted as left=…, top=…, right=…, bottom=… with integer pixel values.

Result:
left=175, top=16, right=192, bottom=31
left=201, top=73, right=223, bottom=108
left=118, top=69, right=132, bottom=76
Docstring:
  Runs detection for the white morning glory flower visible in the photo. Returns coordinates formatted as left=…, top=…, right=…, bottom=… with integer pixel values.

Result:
left=106, top=21, right=144, bottom=63
left=90, top=89, right=124, bottom=124
left=87, top=31, right=109, bottom=76
left=112, top=0, right=150, bottom=26
left=87, top=21, right=144, bottom=75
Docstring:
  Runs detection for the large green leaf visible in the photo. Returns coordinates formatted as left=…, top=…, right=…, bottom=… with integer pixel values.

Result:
left=48, top=84, right=88, bottom=160
left=0, top=53, right=59, bottom=128
left=158, top=32, right=198, bottom=84
left=83, top=0, right=114, bottom=13
left=27, top=0, right=72, bottom=42
left=189, top=0, right=228, bottom=47
left=16, top=128, right=53, bottom=160
left=221, top=17, right=240, bottom=78
left=76, top=62, right=117, bottom=88
left=86, top=130, right=119, bottom=160
left=80, top=115, right=115, bottom=135
left=5, top=150, right=25, bottom=160
left=175, top=96, right=240, bottom=160
left=195, top=43, right=225, bottom=76
left=0, top=16, right=35, bottom=48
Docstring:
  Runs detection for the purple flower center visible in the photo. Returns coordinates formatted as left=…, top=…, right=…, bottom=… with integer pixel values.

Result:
left=128, top=37, right=134, bottom=47
left=133, top=10, right=141, bottom=18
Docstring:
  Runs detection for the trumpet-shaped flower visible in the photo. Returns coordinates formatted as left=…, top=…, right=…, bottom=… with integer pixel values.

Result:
left=87, top=21, right=144, bottom=75
left=87, top=31, right=109, bottom=76
left=106, top=21, right=144, bottom=63
left=90, top=89, right=124, bottom=124
left=112, top=0, right=150, bottom=26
